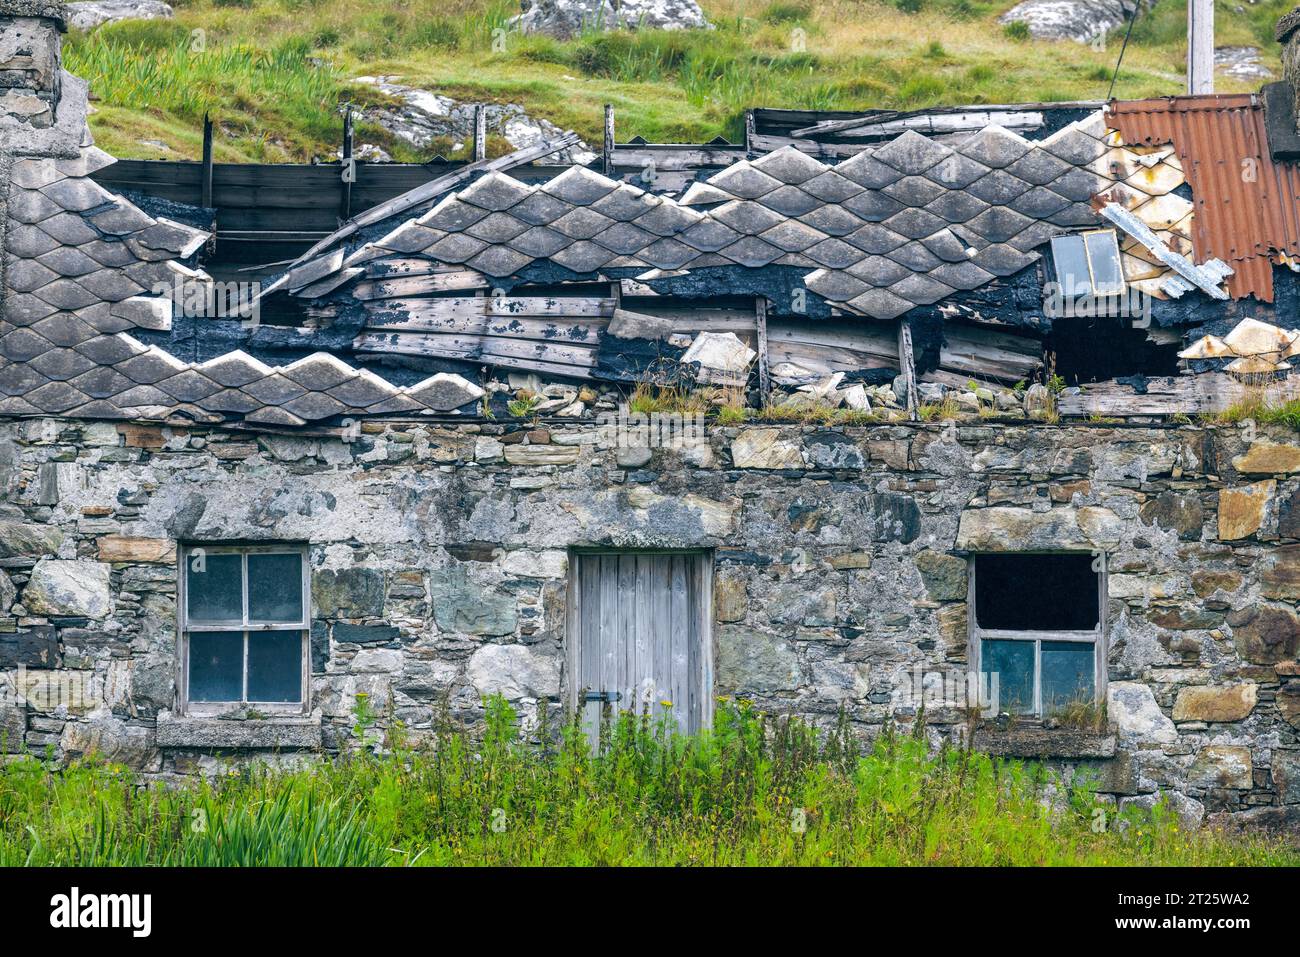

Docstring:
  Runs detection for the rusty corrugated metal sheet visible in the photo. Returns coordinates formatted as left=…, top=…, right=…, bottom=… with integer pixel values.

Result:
left=1107, top=94, right=1300, bottom=303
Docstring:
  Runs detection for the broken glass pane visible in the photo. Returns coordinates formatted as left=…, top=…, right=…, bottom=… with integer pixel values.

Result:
left=190, top=631, right=243, bottom=702
left=186, top=553, right=243, bottom=623
left=247, top=553, right=304, bottom=623
left=247, top=632, right=303, bottom=703
left=1042, top=641, right=1095, bottom=712
left=981, top=639, right=1034, bottom=714
left=1084, top=230, right=1124, bottom=296
left=1050, top=234, right=1092, bottom=298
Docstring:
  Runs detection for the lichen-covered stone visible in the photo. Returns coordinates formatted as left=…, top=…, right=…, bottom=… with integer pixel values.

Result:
left=1188, top=745, right=1253, bottom=790
left=1171, top=683, right=1257, bottom=722
left=312, top=568, right=384, bottom=618
left=431, top=566, right=517, bottom=636
left=731, top=429, right=804, bottom=469
left=1231, top=605, right=1300, bottom=665
left=22, top=559, right=111, bottom=618
left=1232, top=440, right=1300, bottom=475
left=716, top=625, right=800, bottom=693
left=1218, top=481, right=1274, bottom=540
left=915, top=550, right=968, bottom=601
left=1108, top=682, right=1176, bottom=745
left=1139, top=490, right=1203, bottom=540
left=467, top=643, right=560, bottom=699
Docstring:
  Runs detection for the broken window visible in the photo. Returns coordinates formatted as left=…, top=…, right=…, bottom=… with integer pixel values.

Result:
left=1050, top=229, right=1125, bottom=298
left=971, top=553, right=1104, bottom=717
left=180, top=544, right=309, bottom=711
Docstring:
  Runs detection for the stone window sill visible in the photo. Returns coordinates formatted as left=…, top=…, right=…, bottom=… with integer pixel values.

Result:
left=156, top=711, right=322, bottom=750
left=972, top=725, right=1116, bottom=760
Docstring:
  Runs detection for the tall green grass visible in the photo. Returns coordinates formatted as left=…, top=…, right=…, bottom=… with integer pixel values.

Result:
left=0, top=698, right=1293, bottom=866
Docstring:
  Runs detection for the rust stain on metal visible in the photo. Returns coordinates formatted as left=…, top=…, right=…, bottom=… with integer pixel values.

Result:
left=1107, top=94, right=1300, bottom=303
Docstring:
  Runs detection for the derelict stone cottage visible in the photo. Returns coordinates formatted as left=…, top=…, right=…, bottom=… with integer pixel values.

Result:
left=3, top=0, right=1300, bottom=831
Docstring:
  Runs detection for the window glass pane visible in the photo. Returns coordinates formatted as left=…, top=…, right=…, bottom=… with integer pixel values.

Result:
left=247, top=553, right=304, bottom=623
left=247, top=632, right=303, bottom=703
left=981, top=639, right=1035, bottom=714
left=975, top=553, right=1099, bottom=631
left=1050, top=234, right=1092, bottom=297
left=1042, top=641, right=1096, bottom=712
left=186, top=553, right=243, bottom=622
left=189, top=631, right=244, bottom=702
left=1084, top=230, right=1124, bottom=295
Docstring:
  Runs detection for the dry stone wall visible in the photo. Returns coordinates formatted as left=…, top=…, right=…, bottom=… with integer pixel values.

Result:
left=0, top=414, right=1298, bottom=829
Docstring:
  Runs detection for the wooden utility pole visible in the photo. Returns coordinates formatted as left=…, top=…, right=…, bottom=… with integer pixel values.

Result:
left=1187, top=0, right=1214, bottom=95
left=603, top=104, right=615, bottom=177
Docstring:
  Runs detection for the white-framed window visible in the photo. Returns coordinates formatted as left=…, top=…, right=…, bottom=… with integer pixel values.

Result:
left=1050, top=229, right=1126, bottom=298
left=178, top=544, right=310, bottom=714
left=969, top=552, right=1106, bottom=717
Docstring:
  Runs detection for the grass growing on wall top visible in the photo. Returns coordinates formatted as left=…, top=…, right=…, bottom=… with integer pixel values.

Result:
left=63, top=0, right=1297, bottom=163
left=1, top=698, right=1294, bottom=866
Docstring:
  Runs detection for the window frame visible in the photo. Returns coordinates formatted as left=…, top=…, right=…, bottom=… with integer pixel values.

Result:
left=177, top=543, right=311, bottom=715
left=1049, top=229, right=1127, bottom=299
left=967, top=551, right=1107, bottom=717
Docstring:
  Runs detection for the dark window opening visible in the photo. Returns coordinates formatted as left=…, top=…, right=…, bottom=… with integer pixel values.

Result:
left=974, top=553, right=1099, bottom=631
left=1046, top=315, right=1182, bottom=385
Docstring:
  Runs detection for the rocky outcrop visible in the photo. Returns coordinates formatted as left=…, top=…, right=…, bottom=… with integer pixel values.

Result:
left=66, top=1, right=173, bottom=32
left=997, top=0, right=1140, bottom=42
left=511, top=0, right=711, bottom=39
left=352, top=76, right=596, bottom=165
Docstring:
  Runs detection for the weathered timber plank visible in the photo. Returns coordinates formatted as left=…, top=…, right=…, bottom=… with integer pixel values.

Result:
left=1057, top=373, right=1300, bottom=415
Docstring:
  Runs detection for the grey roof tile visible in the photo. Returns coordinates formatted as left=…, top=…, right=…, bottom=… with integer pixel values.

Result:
left=242, top=373, right=308, bottom=406
left=28, top=349, right=97, bottom=382
left=632, top=201, right=702, bottom=236
left=1007, top=220, right=1058, bottom=252
left=637, top=237, right=697, bottom=270
left=841, top=190, right=904, bottom=223
left=114, top=347, right=188, bottom=384
left=200, top=352, right=273, bottom=388
left=280, top=355, right=356, bottom=392
left=550, top=207, right=617, bottom=240
left=328, top=373, right=400, bottom=408
left=678, top=219, right=743, bottom=253
left=872, top=130, right=954, bottom=175
left=760, top=184, right=824, bottom=217
left=834, top=151, right=900, bottom=189
left=969, top=242, right=1036, bottom=276
left=925, top=190, right=991, bottom=224
left=244, top=406, right=308, bottom=427
left=843, top=223, right=908, bottom=254
left=36, top=245, right=100, bottom=277
left=1049, top=167, right=1103, bottom=203
left=6, top=258, right=59, bottom=293
left=76, top=268, right=145, bottom=303
left=508, top=190, right=573, bottom=226
left=797, top=205, right=863, bottom=237
left=717, top=236, right=782, bottom=268
left=845, top=255, right=910, bottom=287
left=929, top=259, right=996, bottom=290
left=881, top=207, right=947, bottom=240
left=549, top=240, right=618, bottom=273
left=0, top=326, right=51, bottom=361
left=1041, top=126, right=1108, bottom=166
left=379, top=222, right=443, bottom=255
left=882, top=175, right=947, bottom=208
left=202, top=388, right=263, bottom=414
left=10, top=159, right=64, bottom=190
left=1010, top=186, right=1071, bottom=219
left=88, top=202, right=155, bottom=236
left=467, top=245, right=536, bottom=277
left=510, top=225, right=570, bottom=258
left=759, top=220, right=825, bottom=253
left=847, top=287, right=913, bottom=319
left=6, top=224, right=60, bottom=258
left=957, top=127, right=1032, bottom=169
left=154, top=370, right=220, bottom=403
left=803, top=237, right=861, bottom=270
left=283, top=390, right=347, bottom=421
left=8, top=188, right=62, bottom=224
left=885, top=241, right=943, bottom=272
left=464, top=211, right=530, bottom=244
left=74, top=334, right=146, bottom=366
left=425, top=232, right=490, bottom=264
left=591, top=185, right=661, bottom=221
left=541, top=167, right=619, bottom=205
left=41, top=177, right=110, bottom=213
left=419, top=197, right=491, bottom=231
left=1005, top=148, right=1074, bottom=186
left=804, top=269, right=870, bottom=301
left=459, top=172, right=535, bottom=211
left=751, top=146, right=827, bottom=185
left=966, top=170, right=1031, bottom=205
left=797, top=171, right=864, bottom=203
left=29, top=313, right=96, bottom=347
left=923, top=154, right=992, bottom=189
left=34, top=278, right=99, bottom=310
left=3, top=292, right=59, bottom=325
left=708, top=162, right=784, bottom=200
left=0, top=362, right=49, bottom=395
left=919, top=229, right=971, bottom=263
left=26, top=380, right=88, bottom=413
left=37, top=212, right=99, bottom=245
left=888, top=272, right=955, bottom=305
left=112, top=384, right=171, bottom=408
left=965, top=206, right=1035, bottom=243
left=1047, top=202, right=1099, bottom=227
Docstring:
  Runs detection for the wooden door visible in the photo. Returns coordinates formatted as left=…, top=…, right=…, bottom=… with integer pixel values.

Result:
left=568, top=551, right=712, bottom=742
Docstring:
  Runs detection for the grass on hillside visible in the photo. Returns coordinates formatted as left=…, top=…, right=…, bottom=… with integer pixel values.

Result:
left=1, top=697, right=1294, bottom=866
left=65, top=0, right=1296, bottom=163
